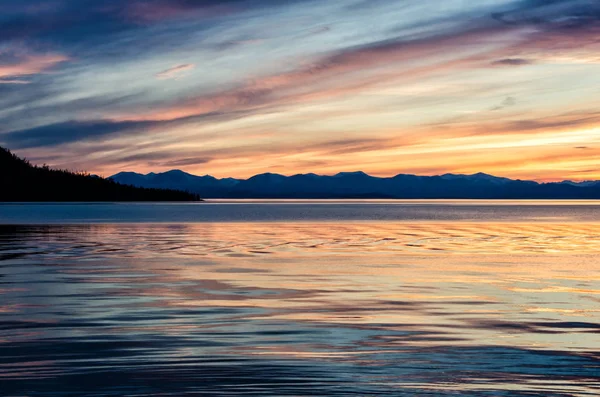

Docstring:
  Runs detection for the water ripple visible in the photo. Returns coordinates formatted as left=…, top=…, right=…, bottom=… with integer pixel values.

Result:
left=1, top=222, right=599, bottom=396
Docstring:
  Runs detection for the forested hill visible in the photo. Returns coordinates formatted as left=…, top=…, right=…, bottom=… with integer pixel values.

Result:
left=0, top=147, right=200, bottom=202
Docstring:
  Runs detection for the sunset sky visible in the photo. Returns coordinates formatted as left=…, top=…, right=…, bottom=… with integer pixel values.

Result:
left=1, top=0, right=599, bottom=181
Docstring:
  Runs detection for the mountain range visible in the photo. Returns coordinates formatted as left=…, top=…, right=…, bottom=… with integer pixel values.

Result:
left=110, top=170, right=600, bottom=199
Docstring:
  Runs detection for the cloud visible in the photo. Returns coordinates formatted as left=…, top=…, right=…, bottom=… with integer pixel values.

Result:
left=494, top=0, right=600, bottom=27
left=100, top=0, right=600, bottom=125
left=313, top=138, right=396, bottom=156
left=0, top=79, right=30, bottom=84
left=308, top=26, right=330, bottom=35
left=125, top=0, right=239, bottom=22
left=0, top=52, right=68, bottom=80
left=99, top=150, right=210, bottom=168
left=213, top=39, right=264, bottom=52
left=491, top=58, right=533, bottom=66
left=0, top=2, right=221, bottom=64
left=431, top=109, right=600, bottom=139
left=499, top=114, right=600, bottom=134
left=0, top=0, right=306, bottom=51
left=491, top=96, right=517, bottom=111
left=162, top=157, right=213, bottom=167
left=110, top=22, right=517, bottom=122
left=124, top=0, right=311, bottom=22
left=0, top=120, right=154, bottom=149
left=155, top=63, right=195, bottom=80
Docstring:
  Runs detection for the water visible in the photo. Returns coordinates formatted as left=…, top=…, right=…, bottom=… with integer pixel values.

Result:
left=1, top=202, right=599, bottom=396
left=3, top=200, right=600, bottom=223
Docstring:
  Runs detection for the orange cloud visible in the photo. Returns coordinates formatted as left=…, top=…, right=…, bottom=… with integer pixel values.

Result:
left=0, top=53, right=68, bottom=81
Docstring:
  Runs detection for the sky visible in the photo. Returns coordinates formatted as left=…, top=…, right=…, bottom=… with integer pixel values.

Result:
left=0, top=0, right=599, bottom=181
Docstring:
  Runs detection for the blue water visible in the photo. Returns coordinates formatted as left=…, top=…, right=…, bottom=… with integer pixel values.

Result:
left=2, top=200, right=600, bottom=223
left=1, top=202, right=599, bottom=396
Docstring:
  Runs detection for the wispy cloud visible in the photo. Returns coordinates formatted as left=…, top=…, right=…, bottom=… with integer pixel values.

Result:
left=155, top=63, right=195, bottom=80
left=491, top=58, right=533, bottom=66
left=0, top=52, right=68, bottom=80
left=0, top=79, right=30, bottom=84
left=1, top=120, right=154, bottom=149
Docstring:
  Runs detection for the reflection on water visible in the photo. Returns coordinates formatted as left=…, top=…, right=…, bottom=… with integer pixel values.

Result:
left=1, top=222, right=599, bottom=396
left=4, top=200, right=600, bottom=223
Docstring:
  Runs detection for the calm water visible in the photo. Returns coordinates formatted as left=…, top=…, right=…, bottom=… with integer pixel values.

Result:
left=1, top=202, right=599, bottom=396
left=3, top=200, right=600, bottom=223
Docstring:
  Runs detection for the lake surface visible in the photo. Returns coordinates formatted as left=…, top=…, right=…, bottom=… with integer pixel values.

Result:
left=3, top=200, right=600, bottom=223
left=1, top=201, right=599, bottom=396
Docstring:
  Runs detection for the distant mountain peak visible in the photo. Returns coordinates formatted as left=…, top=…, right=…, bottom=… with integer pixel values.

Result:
left=292, top=172, right=320, bottom=178
left=111, top=171, right=145, bottom=177
left=251, top=172, right=286, bottom=178
left=334, top=171, right=370, bottom=177
left=162, top=169, right=192, bottom=176
left=440, top=172, right=511, bottom=184
left=560, top=180, right=599, bottom=187
left=247, top=173, right=287, bottom=184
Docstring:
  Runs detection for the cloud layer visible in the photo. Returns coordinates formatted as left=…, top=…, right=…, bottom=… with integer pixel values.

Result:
left=0, top=0, right=599, bottom=181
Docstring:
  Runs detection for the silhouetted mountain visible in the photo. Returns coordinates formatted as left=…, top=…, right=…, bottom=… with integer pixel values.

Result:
left=110, top=170, right=238, bottom=197
left=0, top=147, right=199, bottom=202
left=440, top=172, right=512, bottom=185
left=559, top=180, right=600, bottom=187
left=109, top=168, right=600, bottom=199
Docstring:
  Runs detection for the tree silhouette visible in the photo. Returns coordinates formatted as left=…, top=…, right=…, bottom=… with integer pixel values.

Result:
left=0, top=146, right=200, bottom=202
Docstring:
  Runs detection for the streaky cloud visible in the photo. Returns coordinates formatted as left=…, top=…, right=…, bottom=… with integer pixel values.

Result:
left=1, top=120, right=154, bottom=149
left=155, top=63, right=195, bottom=79
left=0, top=51, right=68, bottom=80
left=491, top=58, right=533, bottom=66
